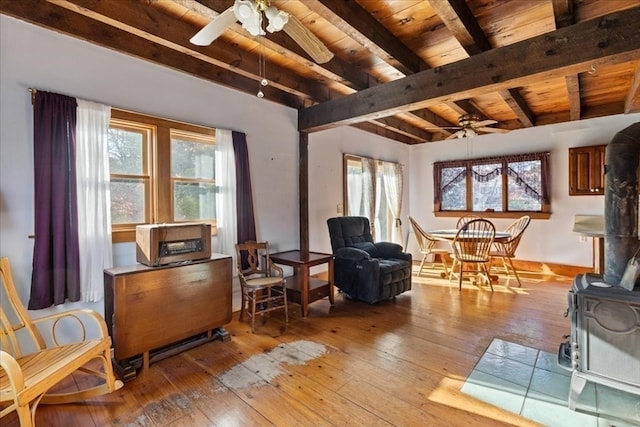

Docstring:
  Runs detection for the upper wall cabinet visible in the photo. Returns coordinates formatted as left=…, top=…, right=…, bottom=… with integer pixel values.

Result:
left=569, top=144, right=606, bottom=195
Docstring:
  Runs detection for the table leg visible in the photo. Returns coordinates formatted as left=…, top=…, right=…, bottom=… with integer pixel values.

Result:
left=328, top=258, right=335, bottom=305
left=299, top=266, right=310, bottom=318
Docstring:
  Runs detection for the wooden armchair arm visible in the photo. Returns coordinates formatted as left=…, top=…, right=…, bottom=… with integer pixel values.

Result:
left=0, top=350, right=25, bottom=397
left=31, top=309, right=110, bottom=347
left=268, top=260, right=284, bottom=277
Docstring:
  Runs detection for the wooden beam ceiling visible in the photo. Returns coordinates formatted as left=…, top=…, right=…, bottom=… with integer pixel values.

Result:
left=299, top=7, right=640, bottom=132
left=2, top=1, right=637, bottom=145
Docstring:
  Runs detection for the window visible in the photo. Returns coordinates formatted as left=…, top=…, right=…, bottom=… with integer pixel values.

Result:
left=433, top=152, right=550, bottom=219
left=343, top=154, right=402, bottom=242
left=108, top=109, right=216, bottom=242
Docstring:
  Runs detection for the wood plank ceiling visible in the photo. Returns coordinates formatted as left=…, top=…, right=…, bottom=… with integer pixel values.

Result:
left=2, top=0, right=639, bottom=145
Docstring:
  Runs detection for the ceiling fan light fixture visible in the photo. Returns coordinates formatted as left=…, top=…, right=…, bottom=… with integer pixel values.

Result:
left=234, top=0, right=264, bottom=36
left=265, top=6, right=289, bottom=33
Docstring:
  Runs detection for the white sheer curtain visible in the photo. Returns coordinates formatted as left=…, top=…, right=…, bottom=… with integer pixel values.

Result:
left=347, top=172, right=363, bottom=216
left=383, top=161, right=403, bottom=245
left=75, top=99, right=112, bottom=302
left=362, top=157, right=377, bottom=239
left=214, top=129, right=237, bottom=274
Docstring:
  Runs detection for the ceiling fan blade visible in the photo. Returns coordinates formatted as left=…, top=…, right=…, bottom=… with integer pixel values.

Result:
left=424, top=126, right=461, bottom=130
left=446, top=130, right=465, bottom=140
left=473, top=119, right=498, bottom=127
left=477, top=127, right=510, bottom=134
left=190, top=7, right=237, bottom=46
left=283, top=14, right=334, bottom=64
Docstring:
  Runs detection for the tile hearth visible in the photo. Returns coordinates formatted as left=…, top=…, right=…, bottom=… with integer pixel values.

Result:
left=461, top=338, right=640, bottom=427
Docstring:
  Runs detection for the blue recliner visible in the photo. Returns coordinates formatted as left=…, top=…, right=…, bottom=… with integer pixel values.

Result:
left=327, top=216, right=412, bottom=304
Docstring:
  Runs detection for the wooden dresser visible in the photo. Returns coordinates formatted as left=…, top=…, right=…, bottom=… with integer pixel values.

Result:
left=104, top=254, right=232, bottom=381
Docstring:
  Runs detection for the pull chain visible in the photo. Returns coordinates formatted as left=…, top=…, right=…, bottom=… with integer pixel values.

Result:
left=257, top=36, right=268, bottom=98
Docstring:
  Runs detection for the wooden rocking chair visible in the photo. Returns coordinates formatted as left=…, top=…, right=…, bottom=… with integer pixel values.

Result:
left=0, top=257, right=123, bottom=426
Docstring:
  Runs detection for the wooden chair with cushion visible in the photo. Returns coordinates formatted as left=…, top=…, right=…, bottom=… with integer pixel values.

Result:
left=409, top=216, right=450, bottom=277
left=235, top=241, right=288, bottom=333
left=0, top=257, right=123, bottom=427
left=449, top=219, right=496, bottom=291
left=489, top=215, right=531, bottom=287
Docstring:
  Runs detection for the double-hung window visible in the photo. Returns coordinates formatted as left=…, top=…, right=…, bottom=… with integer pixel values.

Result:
left=107, top=109, right=216, bottom=242
left=433, top=152, right=550, bottom=219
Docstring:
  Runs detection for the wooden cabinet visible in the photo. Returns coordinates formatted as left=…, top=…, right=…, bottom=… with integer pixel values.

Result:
left=569, top=144, right=606, bottom=195
left=104, top=254, right=232, bottom=380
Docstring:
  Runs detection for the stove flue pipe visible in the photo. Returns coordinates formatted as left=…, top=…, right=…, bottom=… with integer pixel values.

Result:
left=604, top=122, right=640, bottom=285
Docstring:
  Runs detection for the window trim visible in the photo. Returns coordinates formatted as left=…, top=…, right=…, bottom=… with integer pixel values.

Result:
left=109, top=109, right=216, bottom=242
left=433, top=151, right=551, bottom=220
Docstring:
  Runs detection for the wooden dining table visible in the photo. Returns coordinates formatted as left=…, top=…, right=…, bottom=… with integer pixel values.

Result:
left=428, top=229, right=512, bottom=281
left=429, top=229, right=512, bottom=243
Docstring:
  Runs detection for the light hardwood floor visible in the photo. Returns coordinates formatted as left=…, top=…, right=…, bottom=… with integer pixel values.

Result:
left=3, top=267, right=575, bottom=426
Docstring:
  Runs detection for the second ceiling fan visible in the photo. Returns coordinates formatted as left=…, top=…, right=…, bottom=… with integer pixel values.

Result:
left=443, top=114, right=510, bottom=139
left=190, top=0, right=334, bottom=64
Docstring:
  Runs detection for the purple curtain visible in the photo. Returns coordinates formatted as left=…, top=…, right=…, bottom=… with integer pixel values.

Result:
left=233, top=131, right=256, bottom=268
left=29, top=91, right=81, bottom=309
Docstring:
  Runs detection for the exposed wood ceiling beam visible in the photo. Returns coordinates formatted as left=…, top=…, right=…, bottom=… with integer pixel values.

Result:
left=371, top=116, right=433, bottom=143
left=312, top=0, right=427, bottom=75
left=299, top=7, right=640, bottom=132
left=498, top=89, right=535, bottom=128
left=350, top=122, right=421, bottom=145
left=445, top=100, right=488, bottom=120
left=565, top=75, right=581, bottom=121
left=427, top=0, right=491, bottom=55
left=626, top=64, right=640, bottom=113
left=429, top=0, right=532, bottom=129
left=551, top=0, right=575, bottom=28
left=554, top=0, right=580, bottom=122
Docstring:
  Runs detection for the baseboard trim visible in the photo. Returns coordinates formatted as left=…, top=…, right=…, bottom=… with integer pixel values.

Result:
left=420, top=254, right=591, bottom=279
left=312, top=258, right=592, bottom=282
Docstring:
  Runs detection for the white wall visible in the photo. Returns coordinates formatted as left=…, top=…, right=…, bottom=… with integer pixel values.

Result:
left=0, top=16, right=299, bottom=315
left=407, top=114, right=640, bottom=268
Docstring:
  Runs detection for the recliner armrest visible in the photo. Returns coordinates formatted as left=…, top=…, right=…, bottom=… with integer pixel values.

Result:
left=335, top=247, right=371, bottom=261
left=374, top=241, right=407, bottom=259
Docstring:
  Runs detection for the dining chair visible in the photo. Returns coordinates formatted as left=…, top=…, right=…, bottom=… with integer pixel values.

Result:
left=489, top=215, right=531, bottom=287
left=235, top=241, right=288, bottom=333
left=409, top=216, right=450, bottom=277
left=456, top=214, right=481, bottom=229
left=449, top=218, right=496, bottom=291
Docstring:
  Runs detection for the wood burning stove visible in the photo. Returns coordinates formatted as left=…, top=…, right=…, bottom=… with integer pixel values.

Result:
left=558, top=122, right=640, bottom=410
left=558, top=274, right=640, bottom=409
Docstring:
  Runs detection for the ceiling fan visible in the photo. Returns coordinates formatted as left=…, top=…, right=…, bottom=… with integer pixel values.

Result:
left=189, top=0, right=334, bottom=64
left=437, top=114, right=510, bottom=139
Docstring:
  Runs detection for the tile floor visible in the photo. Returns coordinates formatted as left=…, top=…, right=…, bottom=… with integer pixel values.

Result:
left=461, top=338, right=640, bottom=427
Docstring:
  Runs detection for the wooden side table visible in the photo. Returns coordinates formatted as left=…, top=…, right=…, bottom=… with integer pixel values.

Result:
left=269, top=250, right=334, bottom=317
